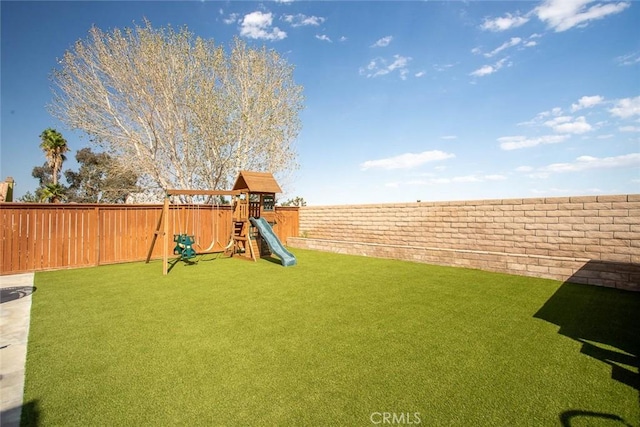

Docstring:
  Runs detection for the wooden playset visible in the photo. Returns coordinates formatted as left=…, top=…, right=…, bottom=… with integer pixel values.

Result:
left=146, top=171, right=296, bottom=275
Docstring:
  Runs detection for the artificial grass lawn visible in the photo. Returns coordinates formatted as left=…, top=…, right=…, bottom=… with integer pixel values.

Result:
left=23, top=249, right=639, bottom=426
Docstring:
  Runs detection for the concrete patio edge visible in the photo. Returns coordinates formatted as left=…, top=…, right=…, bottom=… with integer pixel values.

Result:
left=1, top=273, right=35, bottom=427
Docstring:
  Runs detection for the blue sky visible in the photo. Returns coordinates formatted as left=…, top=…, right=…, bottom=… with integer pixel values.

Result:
left=1, top=0, right=639, bottom=205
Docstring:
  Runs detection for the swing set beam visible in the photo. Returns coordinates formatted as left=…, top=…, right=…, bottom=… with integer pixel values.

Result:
left=165, top=189, right=242, bottom=197
left=147, top=189, right=248, bottom=275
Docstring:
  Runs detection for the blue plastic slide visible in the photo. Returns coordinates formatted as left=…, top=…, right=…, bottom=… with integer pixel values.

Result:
left=250, top=217, right=297, bottom=267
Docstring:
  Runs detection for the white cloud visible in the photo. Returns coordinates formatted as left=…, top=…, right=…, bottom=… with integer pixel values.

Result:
left=499, top=134, right=570, bottom=150
left=223, top=13, right=240, bottom=25
left=484, top=174, right=508, bottom=181
left=470, top=57, right=511, bottom=77
left=481, top=12, right=530, bottom=31
left=415, top=71, right=426, bottom=78
left=516, top=166, right=534, bottom=172
left=440, top=135, right=457, bottom=140
left=616, top=51, right=640, bottom=66
left=541, top=153, right=640, bottom=173
left=388, top=56, right=410, bottom=70
left=360, top=150, right=455, bottom=171
left=519, top=107, right=566, bottom=126
left=395, top=174, right=507, bottom=186
left=571, top=95, right=604, bottom=112
left=475, top=35, right=537, bottom=57
left=620, top=126, right=640, bottom=132
left=544, top=115, right=592, bottom=134
left=339, top=36, right=348, bottom=42
left=531, top=188, right=573, bottom=195
left=535, top=0, right=631, bottom=32
left=550, top=107, right=563, bottom=116
left=371, top=36, right=393, bottom=48
left=433, top=63, right=455, bottom=72
left=360, top=55, right=412, bottom=79
left=452, top=175, right=483, bottom=183
left=315, top=34, right=331, bottom=43
left=485, top=37, right=522, bottom=57
left=470, top=65, right=496, bottom=77
left=282, top=14, right=325, bottom=27
left=609, top=96, right=640, bottom=119
left=240, top=11, right=287, bottom=41
left=479, top=2, right=630, bottom=44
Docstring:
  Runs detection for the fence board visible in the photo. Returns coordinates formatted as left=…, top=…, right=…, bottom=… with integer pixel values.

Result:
left=274, top=207, right=300, bottom=244
left=0, top=203, right=298, bottom=274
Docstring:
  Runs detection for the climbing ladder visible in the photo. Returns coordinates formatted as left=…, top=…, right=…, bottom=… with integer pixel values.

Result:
left=228, top=194, right=256, bottom=261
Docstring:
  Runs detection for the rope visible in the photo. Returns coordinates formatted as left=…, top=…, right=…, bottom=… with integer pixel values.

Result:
left=175, top=196, right=183, bottom=234
left=196, top=200, right=217, bottom=253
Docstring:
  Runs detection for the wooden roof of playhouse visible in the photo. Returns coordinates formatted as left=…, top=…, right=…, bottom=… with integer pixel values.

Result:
left=232, top=171, right=282, bottom=194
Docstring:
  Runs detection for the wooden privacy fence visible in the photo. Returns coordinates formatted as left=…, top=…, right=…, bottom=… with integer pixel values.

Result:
left=0, top=203, right=299, bottom=275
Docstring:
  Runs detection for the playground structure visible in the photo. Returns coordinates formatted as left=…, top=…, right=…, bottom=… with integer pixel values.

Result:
left=146, top=171, right=296, bottom=275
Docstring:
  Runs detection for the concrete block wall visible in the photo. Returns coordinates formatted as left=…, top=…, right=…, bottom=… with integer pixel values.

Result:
left=287, top=195, right=640, bottom=291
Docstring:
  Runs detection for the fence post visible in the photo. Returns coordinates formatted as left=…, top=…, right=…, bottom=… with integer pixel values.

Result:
left=163, top=196, right=169, bottom=275
left=94, top=206, right=100, bottom=266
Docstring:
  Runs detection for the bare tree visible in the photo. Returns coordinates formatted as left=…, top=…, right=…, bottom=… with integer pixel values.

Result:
left=50, top=21, right=303, bottom=196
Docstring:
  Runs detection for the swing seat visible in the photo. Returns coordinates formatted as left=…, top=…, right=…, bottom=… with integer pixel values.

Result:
left=173, top=234, right=197, bottom=260
left=181, top=246, right=197, bottom=260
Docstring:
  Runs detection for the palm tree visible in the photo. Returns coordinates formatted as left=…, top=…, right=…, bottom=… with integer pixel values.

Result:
left=39, top=183, right=66, bottom=203
left=39, top=128, right=69, bottom=185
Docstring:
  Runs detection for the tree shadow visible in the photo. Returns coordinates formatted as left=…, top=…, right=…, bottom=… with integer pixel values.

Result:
left=0, top=286, right=36, bottom=304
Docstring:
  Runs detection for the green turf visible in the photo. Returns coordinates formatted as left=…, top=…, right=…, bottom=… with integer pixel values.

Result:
left=22, top=249, right=639, bottom=426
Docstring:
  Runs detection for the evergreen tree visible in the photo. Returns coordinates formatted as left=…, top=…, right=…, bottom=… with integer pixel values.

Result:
left=64, top=148, right=139, bottom=203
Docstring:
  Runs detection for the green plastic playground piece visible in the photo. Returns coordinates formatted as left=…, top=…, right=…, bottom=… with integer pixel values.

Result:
left=173, top=234, right=197, bottom=260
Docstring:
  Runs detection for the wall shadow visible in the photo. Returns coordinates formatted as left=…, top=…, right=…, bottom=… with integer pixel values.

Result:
left=0, top=286, right=36, bottom=304
left=565, top=259, right=640, bottom=291
left=535, top=275, right=640, bottom=424
left=534, top=280, right=640, bottom=392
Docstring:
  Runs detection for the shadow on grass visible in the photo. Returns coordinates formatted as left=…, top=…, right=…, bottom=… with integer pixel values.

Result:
left=534, top=261, right=640, bottom=390
left=166, top=251, right=231, bottom=272
left=167, top=256, right=200, bottom=273
left=20, top=400, right=40, bottom=427
left=559, top=409, right=634, bottom=427
left=261, top=256, right=284, bottom=266
left=534, top=280, right=640, bottom=391
left=0, top=399, right=40, bottom=427
left=535, top=274, right=640, bottom=424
